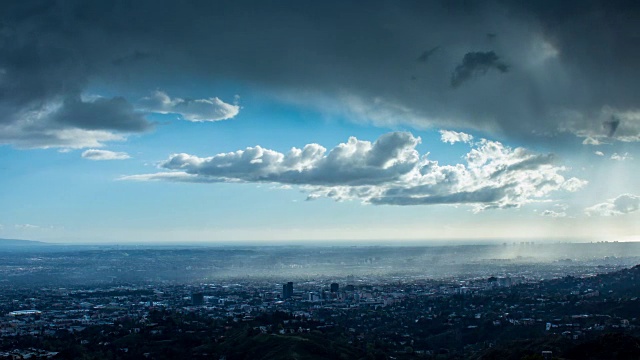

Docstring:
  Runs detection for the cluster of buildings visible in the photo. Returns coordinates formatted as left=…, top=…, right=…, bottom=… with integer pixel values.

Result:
left=1, top=263, right=639, bottom=358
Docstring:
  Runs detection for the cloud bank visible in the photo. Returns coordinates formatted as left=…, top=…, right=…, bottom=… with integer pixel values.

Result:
left=2, top=0, right=640, bottom=148
left=124, top=131, right=586, bottom=211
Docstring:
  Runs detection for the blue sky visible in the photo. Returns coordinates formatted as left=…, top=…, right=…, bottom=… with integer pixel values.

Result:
left=0, top=0, right=638, bottom=243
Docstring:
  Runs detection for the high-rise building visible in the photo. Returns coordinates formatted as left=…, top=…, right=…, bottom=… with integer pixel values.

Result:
left=192, top=292, right=204, bottom=306
left=282, top=282, right=293, bottom=299
left=330, top=283, right=339, bottom=293
left=308, top=292, right=321, bottom=302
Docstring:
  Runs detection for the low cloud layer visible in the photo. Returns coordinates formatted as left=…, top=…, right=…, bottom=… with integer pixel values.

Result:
left=81, top=149, right=130, bottom=160
left=2, top=1, right=640, bottom=148
left=585, top=194, right=640, bottom=216
left=124, top=131, right=585, bottom=211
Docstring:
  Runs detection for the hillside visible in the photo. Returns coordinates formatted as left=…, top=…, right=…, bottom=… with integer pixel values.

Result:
left=0, top=238, right=59, bottom=252
left=0, top=238, right=49, bottom=246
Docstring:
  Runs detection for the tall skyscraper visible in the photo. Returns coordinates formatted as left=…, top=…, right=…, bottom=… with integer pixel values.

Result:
left=192, top=292, right=204, bottom=306
left=282, top=282, right=293, bottom=299
left=330, top=283, right=339, bottom=293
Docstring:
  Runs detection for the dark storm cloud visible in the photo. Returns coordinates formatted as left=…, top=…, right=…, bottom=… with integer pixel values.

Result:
left=603, top=118, right=620, bottom=138
left=0, top=2, right=154, bottom=147
left=450, top=51, right=509, bottom=88
left=2, top=0, right=640, bottom=147
left=111, top=51, right=152, bottom=67
left=505, top=0, right=640, bottom=141
left=52, top=97, right=151, bottom=132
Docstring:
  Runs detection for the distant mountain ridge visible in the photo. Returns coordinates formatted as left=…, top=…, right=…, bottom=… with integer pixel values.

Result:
left=0, top=238, right=59, bottom=251
left=0, top=238, right=51, bottom=246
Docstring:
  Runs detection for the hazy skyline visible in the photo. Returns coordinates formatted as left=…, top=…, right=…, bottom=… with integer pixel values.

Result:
left=0, top=0, right=638, bottom=243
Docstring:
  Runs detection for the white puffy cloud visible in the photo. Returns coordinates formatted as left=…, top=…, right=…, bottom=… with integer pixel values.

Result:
left=367, top=139, right=586, bottom=211
left=585, top=194, right=640, bottom=216
left=610, top=152, right=633, bottom=161
left=157, top=132, right=420, bottom=185
left=561, top=177, right=589, bottom=192
left=81, top=149, right=130, bottom=161
left=124, top=132, right=585, bottom=211
left=440, top=130, right=474, bottom=144
left=594, top=151, right=604, bottom=156
left=582, top=137, right=604, bottom=146
left=138, top=91, right=239, bottom=122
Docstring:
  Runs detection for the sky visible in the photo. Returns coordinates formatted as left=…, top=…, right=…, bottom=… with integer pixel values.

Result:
left=0, top=0, right=638, bottom=244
